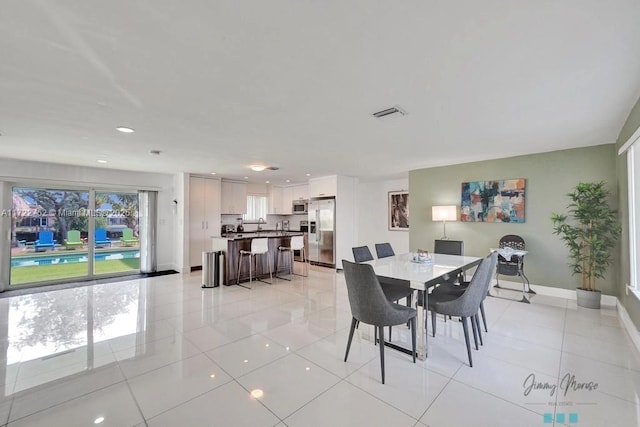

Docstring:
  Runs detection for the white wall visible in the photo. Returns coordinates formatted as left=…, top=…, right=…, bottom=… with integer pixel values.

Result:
left=176, top=173, right=188, bottom=273
left=356, top=177, right=409, bottom=256
left=335, top=175, right=358, bottom=267
left=0, top=158, right=178, bottom=273
left=246, top=183, right=267, bottom=195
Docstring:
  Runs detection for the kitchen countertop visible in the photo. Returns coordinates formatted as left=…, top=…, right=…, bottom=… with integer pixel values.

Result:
left=218, top=231, right=304, bottom=241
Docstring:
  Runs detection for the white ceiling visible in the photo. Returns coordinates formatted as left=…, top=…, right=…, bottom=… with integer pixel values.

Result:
left=2, top=1, right=640, bottom=184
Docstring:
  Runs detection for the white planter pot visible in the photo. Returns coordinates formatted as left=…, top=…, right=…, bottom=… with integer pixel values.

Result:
left=576, top=288, right=601, bottom=309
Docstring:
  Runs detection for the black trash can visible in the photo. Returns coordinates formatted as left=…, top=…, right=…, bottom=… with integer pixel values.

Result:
left=202, top=251, right=222, bottom=288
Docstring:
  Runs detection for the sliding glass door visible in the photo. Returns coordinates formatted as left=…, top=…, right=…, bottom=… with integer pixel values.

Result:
left=11, top=187, right=90, bottom=285
left=9, top=186, right=141, bottom=287
left=94, top=191, right=140, bottom=275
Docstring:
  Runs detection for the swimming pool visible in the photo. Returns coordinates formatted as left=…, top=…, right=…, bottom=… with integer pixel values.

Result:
left=11, top=249, right=140, bottom=268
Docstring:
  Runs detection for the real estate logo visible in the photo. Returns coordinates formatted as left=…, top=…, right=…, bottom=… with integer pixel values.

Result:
left=522, top=372, right=598, bottom=425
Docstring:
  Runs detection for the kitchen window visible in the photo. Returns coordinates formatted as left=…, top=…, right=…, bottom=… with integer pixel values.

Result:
left=243, top=195, right=267, bottom=222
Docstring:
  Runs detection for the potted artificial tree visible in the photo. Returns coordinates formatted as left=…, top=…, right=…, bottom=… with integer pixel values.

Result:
left=551, top=181, right=621, bottom=309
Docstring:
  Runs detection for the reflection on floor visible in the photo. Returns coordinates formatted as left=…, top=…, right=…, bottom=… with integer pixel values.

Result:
left=0, top=265, right=638, bottom=426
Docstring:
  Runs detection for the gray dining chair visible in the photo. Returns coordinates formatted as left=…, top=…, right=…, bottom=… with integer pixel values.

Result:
left=342, top=260, right=417, bottom=384
left=431, top=268, right=492, bottom=335
left=434, top=239, right=465, bottom=283
left=374, top=242, right=395, bottom=258
left=372, top=243, right=413, bottom=307
left=352, top=245, right=413, bottom=339
left=427, top=252, right=497, bottom=367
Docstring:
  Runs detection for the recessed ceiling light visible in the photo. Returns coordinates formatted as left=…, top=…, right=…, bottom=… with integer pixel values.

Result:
left=97, top=160, right=107, bottom=164
left=250, top=389, right=264, bottom=399
left=210, top=172, right=217, bottom=175
left=265, top=181, right=270, bottom=184
left=94, top=417, right=105, bottom=424
left=116, top=126, right=135, bottom=133
left=250, top=165, right=266, bottom=172
left=286, top=179, right=290, bottom=183
left=306, top=173, right=311, bottom=177
left=244, top=176, right=249, bottom=179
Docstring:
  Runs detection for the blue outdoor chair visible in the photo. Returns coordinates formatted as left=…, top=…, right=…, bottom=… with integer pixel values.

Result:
left=95, top=228, right=112, bottom=247
left=34, top=231, right=56, bottom=251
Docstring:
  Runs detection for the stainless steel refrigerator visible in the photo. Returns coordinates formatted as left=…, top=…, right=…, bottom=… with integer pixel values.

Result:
left=308, top=197, right=335, bottom=267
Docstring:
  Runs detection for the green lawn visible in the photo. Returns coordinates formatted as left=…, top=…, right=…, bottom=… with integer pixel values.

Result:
left=10, top=259, right=140, bottom=285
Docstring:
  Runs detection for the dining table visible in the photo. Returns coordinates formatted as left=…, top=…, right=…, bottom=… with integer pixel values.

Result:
left=362, top=252, right=482, bottom=360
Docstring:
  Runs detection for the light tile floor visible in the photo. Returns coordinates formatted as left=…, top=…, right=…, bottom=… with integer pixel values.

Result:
left=0, top=266, right=639, bottom=426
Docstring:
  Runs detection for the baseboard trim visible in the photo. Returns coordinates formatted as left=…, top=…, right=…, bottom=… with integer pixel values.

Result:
left=617, top=299, right=640, bottom=354
left=497, top=279, right=640, bottom=353
left=494, top=279, right=617, bottom=306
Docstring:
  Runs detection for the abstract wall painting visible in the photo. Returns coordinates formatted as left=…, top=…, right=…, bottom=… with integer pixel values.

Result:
left=460, top=178, right=525, bottom=223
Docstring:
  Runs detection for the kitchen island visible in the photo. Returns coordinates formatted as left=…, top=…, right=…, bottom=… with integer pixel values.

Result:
left=213, top=232, right=305, bottom=285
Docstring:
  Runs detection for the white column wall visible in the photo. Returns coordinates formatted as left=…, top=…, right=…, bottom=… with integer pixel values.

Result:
left=356, top=177, right=409, bottom=257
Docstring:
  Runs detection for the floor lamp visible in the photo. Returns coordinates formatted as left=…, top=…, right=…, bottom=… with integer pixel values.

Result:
left=432, top=205, right=457, bottom=240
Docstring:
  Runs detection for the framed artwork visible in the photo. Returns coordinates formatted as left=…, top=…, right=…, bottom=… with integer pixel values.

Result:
left=461, top=178, right=526, bottom=223
left=389, top=191, right=409, bottom=230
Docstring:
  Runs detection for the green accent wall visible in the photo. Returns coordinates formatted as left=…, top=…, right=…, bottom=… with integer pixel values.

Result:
left=616, top=96, right=640, bottom=330
left=409, top=144, right=617, bottom=294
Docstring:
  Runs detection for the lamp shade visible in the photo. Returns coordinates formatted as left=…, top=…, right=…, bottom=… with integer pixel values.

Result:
left=432, top=205, right=457, bottom=222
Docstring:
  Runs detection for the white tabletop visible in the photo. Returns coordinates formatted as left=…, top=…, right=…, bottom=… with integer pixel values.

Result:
left=362, top=253, right=482, bottom=290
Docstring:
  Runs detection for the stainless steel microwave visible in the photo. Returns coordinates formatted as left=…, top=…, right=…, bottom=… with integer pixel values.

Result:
left=292, top=199, right=308, bottom=214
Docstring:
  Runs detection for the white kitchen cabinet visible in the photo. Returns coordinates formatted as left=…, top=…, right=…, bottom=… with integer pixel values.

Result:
left=268, top=185, right=283, bottom=214
left=281, top=186, right=293, bottom=214
left=291, top=184, right=308, bottom=201
left=189, top=176, right=221, bottom=267
left=308, top=176, right=337, bottom=198
left=221, top=180, right=247, bottom=214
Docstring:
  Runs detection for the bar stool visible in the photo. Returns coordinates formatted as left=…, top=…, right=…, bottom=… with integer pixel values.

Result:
left=276, top=235, right=307, bottom=280
left=237, top=238, right=272, bottom=289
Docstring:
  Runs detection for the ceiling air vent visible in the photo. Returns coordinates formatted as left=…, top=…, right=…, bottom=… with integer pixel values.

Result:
left=372, top=105, right=407, bottom=118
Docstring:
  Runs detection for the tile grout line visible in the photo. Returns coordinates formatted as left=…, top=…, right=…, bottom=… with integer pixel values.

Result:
left=415, top=365, right=461, bottom=423
left=6, top=370, right=129, bottom=425
left=552, top=299, right=569, bottom=427
left=232, top=378, right=285, bottom=424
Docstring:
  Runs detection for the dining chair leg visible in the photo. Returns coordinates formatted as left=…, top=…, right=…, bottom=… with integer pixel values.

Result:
left=461, top=317, right=473, bottom=367
left=410, top=317, right=416, bottom=363
left=378, top=324, right=386, bottom=384
left=388, top=326, right=392, bottom=342
left=480, top=301, right=488, bottom=332
left=431, top=310, right=436, bottom=338
left=475, top=314, right=483, bottom=346
left=406, top=294, right=412, bottom=327
left=344, top=317, right=357, bottom=362
left=471, top=314, right=479, bottom=350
